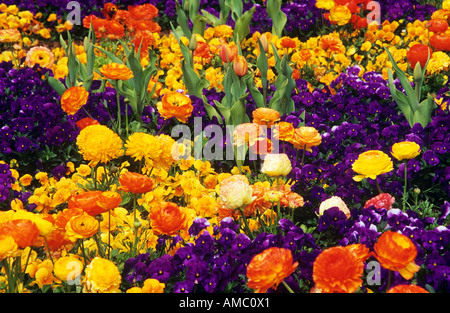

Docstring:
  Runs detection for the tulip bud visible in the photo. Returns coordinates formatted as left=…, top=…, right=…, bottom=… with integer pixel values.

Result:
left=259, top=34, right=268, bottom=53
left=189, top=33, right=197, bottom=51
left=220, top=43, right=238, bottom=63
left=232, top=55, right=248, bottom=77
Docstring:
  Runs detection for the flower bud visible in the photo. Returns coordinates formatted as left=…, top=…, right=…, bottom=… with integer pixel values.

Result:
left=232, top=55, right=248, bottom=77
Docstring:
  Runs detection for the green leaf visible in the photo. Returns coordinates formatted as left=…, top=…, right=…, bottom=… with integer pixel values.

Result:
left=176, top=4, right=192, bottom=38
left=266, top=0, right=287, bottom=38
left=233, top=6, right=255, bottom=42
left=47, top=76, right=67, bottom=96
left=214, top=100, right=231, bottom=124
left=200, top=9, right=221, bottom=26
left=387, top=68, right=413, bottom=127
left=256, top=38, right=268, bottom=95
left=202, top=96, right=224, bottom=123
left=230, top=96, right=249, bottom=126
left=412, top=94, right=437, bottom=128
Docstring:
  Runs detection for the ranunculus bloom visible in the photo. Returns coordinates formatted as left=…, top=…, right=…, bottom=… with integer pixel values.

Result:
left=252, top=108, right=280, bottom=127
left=232, top=55, right=248, bottom=77
left=65, top=214, right=99, bottom=241
left=0, top=29, right=21, bottom=43
left=387, top=284, right=429, bottom=293
left=157, top=92, right=193, bottom=123
left=220, top=43, right=238, bottom=63
left=289, top=126, right=322, bottom=152
left=76, top=117, right=100, bottom=130
left=219, top=175, right=255, bottom=211
left=313, top=246, right=364, bottom=293
left=83, top=257, right=122, bottom=293
left=273, top=121, right=295, bottom=142
left=319, top=35, right=344, bottom=53
left=233, top=123, right=262, bottom=147
left=0, top=219, right=39, bottom=248
left=315, top=0, right=335, bottom=10
left=352, top=150, right=393, bottom=182
left=61, top=86, right=89, bottom=115
left=329, top=5, right=352, bottom=26
left=406, top=44, right=433, bottom=69
left=150, top=201, right=187, bottom=236
left=141, top=278, right=165, bottom=293
left=391, top=141, right=421, bottom=161
left=25, top=46, right=55, bottom=68
left=128, top=3, right=159, bottom=20
left=100, top=62, right=134, bottom=80
left=318, top=196, right=351, bottom=219
left=124, top=132, right=162, bottom=168
left=69, top=190, right=121, bottom=216
left=364, top=193, right=395, bottom=210
left=430, top=34, right=450, bottom=51
left=76, top=125, right=123, bottom=167
left=373, top=231, right=420, bottom=280
left=246, top=247, right=298, bottom=293
left=261, top=153, right=292, bottom=177
left=426, top=19, right=449, bottom=33
left=54, top=256, right=83, bottom=283
left=119, top=171, right=154, bottom=194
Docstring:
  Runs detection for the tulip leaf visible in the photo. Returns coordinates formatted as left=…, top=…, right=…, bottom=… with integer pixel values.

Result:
left=233, top=6, right=255, bottom=42
left=266, top=0, right=287, bottom=38
left=412, top=94, right=437, bottom=128
left=47, top=76, right=67, bottom=96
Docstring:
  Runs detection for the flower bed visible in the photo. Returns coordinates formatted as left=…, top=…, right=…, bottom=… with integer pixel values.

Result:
left=0, top=0, right=449, bottom=294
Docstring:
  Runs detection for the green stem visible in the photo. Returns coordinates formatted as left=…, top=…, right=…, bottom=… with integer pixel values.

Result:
left=403, top=161, right=408, bottom=210
left=282, top=280, right=294, bottom=293
left=276, top=177, right=281, bottom=222
left=301, top=145, right=306, bottom=167
left=375, top=179, right=383, bottom=194
left=44, top=236, right=54, bottom=264
left=239, top=208, right=254, bottom=240
left=115, top=84, right=121, bottom=133
left=108, top=210, right=111, bottom=260
left=386, top=270, right=393, bottom=292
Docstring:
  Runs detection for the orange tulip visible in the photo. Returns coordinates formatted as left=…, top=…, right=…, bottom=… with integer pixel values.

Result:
left=119, top=172, right=154, bottom=194
left=373, top=231, right=420, bottom=280
left=150, top=201, right=187, bottom=236
left=246, top=247, right=298, bottom=293
left=220, top=43, right=238, bottom=63
left=426, top=19, right=449, bottom=33
left=232, top=55, right=248, bottom=77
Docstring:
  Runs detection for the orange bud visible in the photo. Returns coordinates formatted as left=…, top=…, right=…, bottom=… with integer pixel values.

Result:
left=220, top=43, right=238, bottom=63
left=232, top=55, right=248, bottom=77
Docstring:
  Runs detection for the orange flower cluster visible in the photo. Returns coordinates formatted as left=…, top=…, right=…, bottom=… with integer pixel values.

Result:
left=83, top=3, right=160, bottom=54
left=68, top=190, right=122, bottom=216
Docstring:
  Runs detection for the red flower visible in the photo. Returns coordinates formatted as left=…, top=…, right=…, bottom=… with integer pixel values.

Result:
left=119, top=172, right=154, bottom=194
left=406, top=44, right=433, bottom=69
left=364, top=193, right=395, bottom=210
left=76, top=117, right=100, bottom=130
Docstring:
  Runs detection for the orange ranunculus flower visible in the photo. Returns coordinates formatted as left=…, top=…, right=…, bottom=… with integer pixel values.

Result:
left=0, top=219, right=40, bottom=248
left=157, top=91, right=193, bottom=123
left=280, top=37, right=296, bottom=49
left=104, top=20, right=125, bottom=39
left=0, top=29, right=21, bottom=43
left=406, top=44, right=433, bottom=69
left=128, top=3, right=159, bottom=20
left=119, top=171, right=154, bottom=194
left=289, top=126, right=322, bottom=152
left=246, top=247, right=298, bottom=293
left=373, top=231, right=420, bottom=280
left=76, top=117, right=100, bottom=130
left=232, top=55, right=248, bottom=77
left=220, top=43, right=238, bottom=63
left=345, top=243, right=370, bottom=263
left=65, top=213, right=98, bottom=241
left=100, top=62, right=134, bottom=80
left=69, top=191, right=105, bottom=216
left=61, top=86, right=89, bottom=115
left=387, top=284, right=429, bottom=293
left=97, top=191, right=122, bottom=212
left=430, top=33, right=450, bottom=51
left=233, top=123, right=262, bottom=147
left=132, top=30, right=156, bottom=54
left=273, top=121, right=294, bottom=142
left=150, top=201, right=187, bottom=236
left=313, top=246, right=364, bottom=293
left=319, top=35, right=344, bottom=53
left=252, top=108, right=280, bottom=127
left=329, top=5, right=352, bottom=26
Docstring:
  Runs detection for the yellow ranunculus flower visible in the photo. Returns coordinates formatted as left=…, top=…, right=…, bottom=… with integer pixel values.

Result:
left=391, top=141, right=421, bottom=161
left=352, top=150, right=393, bottom=182
left=329, top=5, right=352, bottom=26
left=83, top=257, right=121, bottom=293
left=53, top=256, right=83, bottom=283
left=261, top=153, right=292, bottom=177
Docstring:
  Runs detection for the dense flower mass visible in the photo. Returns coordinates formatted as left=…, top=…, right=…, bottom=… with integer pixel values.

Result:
left=0, top=0, right=448, bottom=296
